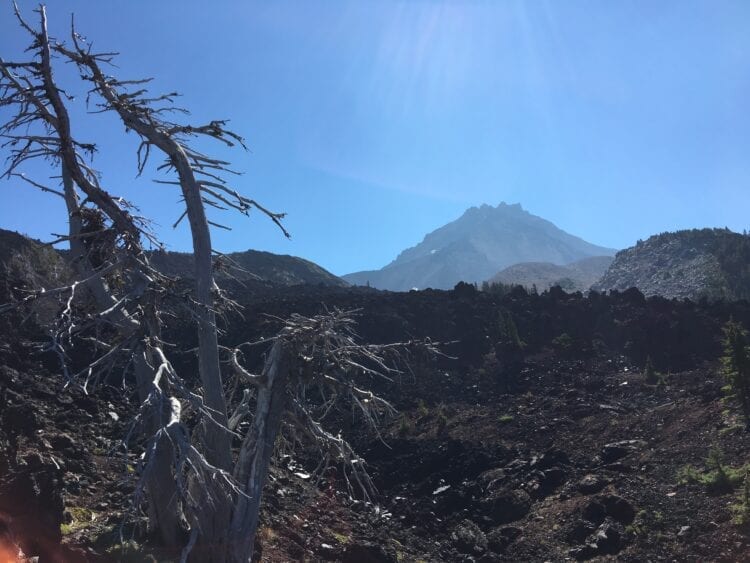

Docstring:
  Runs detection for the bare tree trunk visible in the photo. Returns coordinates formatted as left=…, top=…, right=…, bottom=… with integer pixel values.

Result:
left=47, top=49, right=235, bottom=545
left=172, top=150, right=233, bottom=471
left=227, top=340, right=289, bottom=562
left=167, top=145, right=233, bottom=562
left=61, top=166, right=181, bottom=547
left=134, top=355, right=182, bottom=547
left=67, top=74, right=236, bottom=550
left=66, top=67, right=234, bottom=471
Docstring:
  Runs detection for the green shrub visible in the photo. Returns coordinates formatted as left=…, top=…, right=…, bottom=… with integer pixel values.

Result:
left=480, top=281, right=518, bottom=297
left=730, top=470, right=750, bottom=525
left=676, top=464, right=702, bottom=485
left=657, top=370, right=669, bottom=387
left=553, top=277, right=576, bottom=291
left=722, top=320, right=750, bottom=423
left=552, top=333, right=574, bottom=353
left=60, top=506, right=95, bottom=535
left=677, top=449, right=749, bottom=494
left=552, top=333, right=573, bottom=349
left=499, top=309, right=524, bottom=349
left=625, top=509, right=665, bottom=538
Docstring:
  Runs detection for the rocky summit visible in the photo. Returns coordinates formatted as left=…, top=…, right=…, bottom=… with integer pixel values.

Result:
left=344, top=203, right=616, bottom=291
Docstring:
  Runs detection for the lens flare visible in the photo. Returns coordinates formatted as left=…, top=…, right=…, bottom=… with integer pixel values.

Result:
left=0, top=544, right=19, bottom=563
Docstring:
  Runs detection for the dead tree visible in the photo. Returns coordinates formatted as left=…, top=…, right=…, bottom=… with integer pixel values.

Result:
left=0, top=4, right=184, bottom=546
left=1, top=6, right=443, bottom=562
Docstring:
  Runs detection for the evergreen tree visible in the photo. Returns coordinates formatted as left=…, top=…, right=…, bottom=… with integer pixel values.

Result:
left=643, top=355, right=657, bottom=385
left=722, top=320, right=750, bottom=423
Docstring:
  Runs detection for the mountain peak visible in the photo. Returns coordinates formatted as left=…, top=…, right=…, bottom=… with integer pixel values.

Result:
left=467, top=202, right=525, bottom=215
left=497, top=201, right=523, bottom=210
left=344, top=203, right=616, bottom=291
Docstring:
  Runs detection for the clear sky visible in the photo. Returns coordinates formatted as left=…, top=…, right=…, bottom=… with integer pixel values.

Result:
left=1, top=1, right=749, bottom=275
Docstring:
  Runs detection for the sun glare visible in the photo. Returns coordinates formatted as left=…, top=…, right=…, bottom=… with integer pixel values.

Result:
left=0, top=545, right=19, bottom=563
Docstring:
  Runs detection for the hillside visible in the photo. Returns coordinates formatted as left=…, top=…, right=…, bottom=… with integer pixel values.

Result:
left=0, top=229, right=68, bottom=296
left=0, top=228, right=346, bottom=289
left=344, top=203, right=616, bottom=291
left=148, top=248, right=347, bottom=287
left=488, top=256, right=613, bottom=292
left=0, top=230, right=71, bottom=331
left=593, top=229, right=750, bottom=300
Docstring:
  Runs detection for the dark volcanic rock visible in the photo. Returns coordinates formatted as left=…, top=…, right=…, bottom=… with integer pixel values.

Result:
left=564, top=519, right=597, bottom=545
left=600, top=440, right=646, bottom=464
left=480, top=489, right=532, bottom=525
left=582, top=499, right=607, bottom=525
left=487, top=525, right=523, bottom=553
left=569, top=543, right=599, bottom=561
left=593, top=520, right=624, bottom=554
left=342, top=542, right=399, bottom=563
left=451, top=519, right=488, bottom=554
left=600, top=495, right=636, bottom=525
left=533, top=448, right=571, bottom=469
left=577, top=474, right=607, bottom=494
left=3, top=240, right=750, bottom=562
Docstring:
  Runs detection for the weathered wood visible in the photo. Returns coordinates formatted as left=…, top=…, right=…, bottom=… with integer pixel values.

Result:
left=229, top=339, right=289, bottom=562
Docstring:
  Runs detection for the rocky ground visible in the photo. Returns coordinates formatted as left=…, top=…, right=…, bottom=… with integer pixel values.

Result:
left=256, top=353, right=750, bottom=562
left=1, top=283, right=750, bottom=561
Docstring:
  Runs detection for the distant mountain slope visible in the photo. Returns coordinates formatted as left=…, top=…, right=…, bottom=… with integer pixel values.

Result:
left=0, top=229, right=71, bottom=327
left=0, top=229, right=69, bottom=296
left=149, top=249, right=347, bottom=287
left=0, top=228, right=346, bottom=289
left=344, top=203, right=616, bottom=291
left=593, top=229, right=750, bottom=300
left=489, top=255, right=614, bottom=292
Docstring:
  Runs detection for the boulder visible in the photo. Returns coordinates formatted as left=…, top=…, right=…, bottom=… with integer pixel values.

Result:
left=582, top=499, right=606, bottom=525
left=480, top=489, right=531, bottom=525
left=601, top=495, right=636, bottom=525
left=478, top=467, right=508, bottom=491
left=564, top=519, right=597, bottom=545
left=342, top=542, right=398, bottom=563
left=451, top=519, right=488, bottom=554
left=534, top=448, right=571, bottom=469
left=577, top=474, right=607, bottom=494
left=569, top=543, right=599, bottom=561
left=487, top=525, right=522, bottom=553
left=600, top=440, right=647, bottom=464
left=594, top=520, right=624, bottom=554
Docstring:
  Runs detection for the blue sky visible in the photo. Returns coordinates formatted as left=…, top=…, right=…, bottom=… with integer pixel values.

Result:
left=1, top=1, right=749, bottom=275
